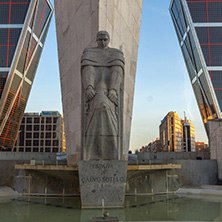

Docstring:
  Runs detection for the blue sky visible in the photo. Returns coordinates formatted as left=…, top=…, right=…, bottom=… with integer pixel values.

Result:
left=25, top=0, right=208, bottom=151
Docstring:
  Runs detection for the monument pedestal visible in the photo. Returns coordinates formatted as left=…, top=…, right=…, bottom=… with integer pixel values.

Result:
left=78, top=160, right=127, bottom=208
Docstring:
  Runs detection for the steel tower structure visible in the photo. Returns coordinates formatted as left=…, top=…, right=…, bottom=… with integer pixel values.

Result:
left=0, top=0, right=53, bottom=151
left=170, top=0, right=222, bottom=135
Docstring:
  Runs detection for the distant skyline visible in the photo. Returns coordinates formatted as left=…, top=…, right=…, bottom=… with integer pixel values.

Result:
left=25, top=1, right=208, bottom=152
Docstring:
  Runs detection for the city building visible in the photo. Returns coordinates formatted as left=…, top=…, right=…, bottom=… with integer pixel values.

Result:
left=159, top=111, right=195, bottom=152
left=0, top=0, right=53, bottom=151
left=169, top=0, right=222, bottom=135
left=160, top=112, right=183, bottom=152
left=145, top=138, right=161, bottom=152
left=14, top=111, right=66, bottom=153
left=139, top=146, right=146, bottom=152
left=181, top=119, right=195, bottom=152
left=196, top=141, right=209, bottom=152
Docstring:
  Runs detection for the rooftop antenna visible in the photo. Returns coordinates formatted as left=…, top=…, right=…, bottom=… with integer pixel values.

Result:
left=184, top=111, right=187, bottom=121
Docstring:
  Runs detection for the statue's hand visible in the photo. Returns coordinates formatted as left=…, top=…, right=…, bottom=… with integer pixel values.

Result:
left=108, top=89, right=118, bottom=105
left=86, top=86, right=96, bottom=102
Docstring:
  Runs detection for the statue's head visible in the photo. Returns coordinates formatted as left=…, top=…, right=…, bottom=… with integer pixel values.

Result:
left=96, top=31, right=110, bottom=49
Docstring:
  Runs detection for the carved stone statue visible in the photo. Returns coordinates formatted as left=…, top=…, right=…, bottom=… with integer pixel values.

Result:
left=81, top=31, right=124, bottom=160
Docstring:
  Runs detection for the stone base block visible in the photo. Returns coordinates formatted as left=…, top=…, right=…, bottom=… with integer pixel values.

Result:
left=78, top=160, right=127, bottom=208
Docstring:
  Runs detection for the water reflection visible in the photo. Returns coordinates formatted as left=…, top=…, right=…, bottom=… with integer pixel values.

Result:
left=0, top=194, right=222, bottom=221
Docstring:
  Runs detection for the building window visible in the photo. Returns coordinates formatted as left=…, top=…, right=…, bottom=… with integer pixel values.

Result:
left=41, top=117, right=44, bottom=123
left=22, top=118, right=25, bottom=123
left=53, top=125, right=57, bottom=131
left=170, top=117, right=173, bottom=125
left=33, top=132, right=39, bottom=138
left=26, top=125, right=32, bottom=131
left=33, top=140, right=39, bottom=146
left=26, top=132, right=31, bottom=138
left=45, top=147, right=51, bottom=152
left=26, top=140, right=31, bottom=146
left=41, top=133, right=44, bottom=138
left=41, top=140, right=44, bottom=146
left=27, top=117, right=32, bottom=123
left=163, top=130, right=165, bottom=146
left=53, top=117, right=58, bottom=124
left=19, top=148, right=24, bottom=152
left=45, top=140, right=51, bottom=146
left=46, top=117, right=52, bottom=123
left=41, top=125, right=44, bottom=131
left=25, top=148, right=31, bottom=152
left=53, top=148, right=58, bottom=152
left=46, top=125, right=52, bottom=131
left=170, top=126, right=174, bottom=134
left=46, top=132, right=51, bottom=138
left=53, top=132, right=57, bottom=138
left=34, top=117, right=40, bottom=123
left=53, top=140, right=58, bottom=146
left=33, top=148, right=39, bottom=152
left=34, top=125, right=39, bottom=131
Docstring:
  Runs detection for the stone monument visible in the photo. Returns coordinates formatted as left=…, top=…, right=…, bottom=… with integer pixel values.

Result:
left=81, top=31, right=124, bottom=160
left=54, top=0, right=143, bottom=165
left=78, top=31, right=127, bottom=208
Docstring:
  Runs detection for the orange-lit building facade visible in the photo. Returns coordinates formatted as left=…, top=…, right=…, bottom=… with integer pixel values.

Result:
left=160, top=111, right=195, bottom=152
left=196, top=141, right=208, bottom=152
left=0, top=0, right=53, bottom=151
left=14, top=111, right=66, bottom=152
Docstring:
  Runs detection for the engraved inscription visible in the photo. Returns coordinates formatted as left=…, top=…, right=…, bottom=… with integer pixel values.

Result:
left=80, top=176, right=125, bottom=184
left=90, top=163, right=113, bottom=170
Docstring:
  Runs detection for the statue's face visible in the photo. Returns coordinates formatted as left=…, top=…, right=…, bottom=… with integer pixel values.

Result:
left=96, top=34, right=109, bottom=49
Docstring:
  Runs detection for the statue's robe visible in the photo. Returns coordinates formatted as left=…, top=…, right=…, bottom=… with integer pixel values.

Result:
left=81, top=47, right=124, bottom=160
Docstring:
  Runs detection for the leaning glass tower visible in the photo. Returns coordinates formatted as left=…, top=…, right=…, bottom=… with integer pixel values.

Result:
left=0, top=0, right=53, bottom=151
left=170, top=0, right=222, bottom=135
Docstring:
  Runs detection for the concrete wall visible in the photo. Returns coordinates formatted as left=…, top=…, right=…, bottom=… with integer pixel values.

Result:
left=173, top=160, right=218, bottom=186
left=0, top=160, right=28, bottom=188
left=126, top=159, right=218, bottom=195
left=0, top=153, right=56, bottom=188
left=136, top=153, right=218, bottom=186
left=126, top=169, right=179, bottom=195
left=15, top=169, right=79, bottom=196
left=54, top=0, right=143, bottom=165
left=138, top=151, right=210, bottom=161
left=208, top=119, right=222, bottom=180
left=0, top=152, right=56, bottom=160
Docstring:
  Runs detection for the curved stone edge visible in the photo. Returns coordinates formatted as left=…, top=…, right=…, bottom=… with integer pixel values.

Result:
left=0, top=186, right=21, bottom=198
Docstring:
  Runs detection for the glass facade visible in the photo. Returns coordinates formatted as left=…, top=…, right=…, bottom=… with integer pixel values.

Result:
left=0, top=0, right=53, bottom=151
left=170, top=0, right=222, bottom=135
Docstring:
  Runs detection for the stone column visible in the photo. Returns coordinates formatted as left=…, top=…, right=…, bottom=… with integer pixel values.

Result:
left=208, top=119, right=222, bottom=180
left=54, top=0, right=143, bottom=165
